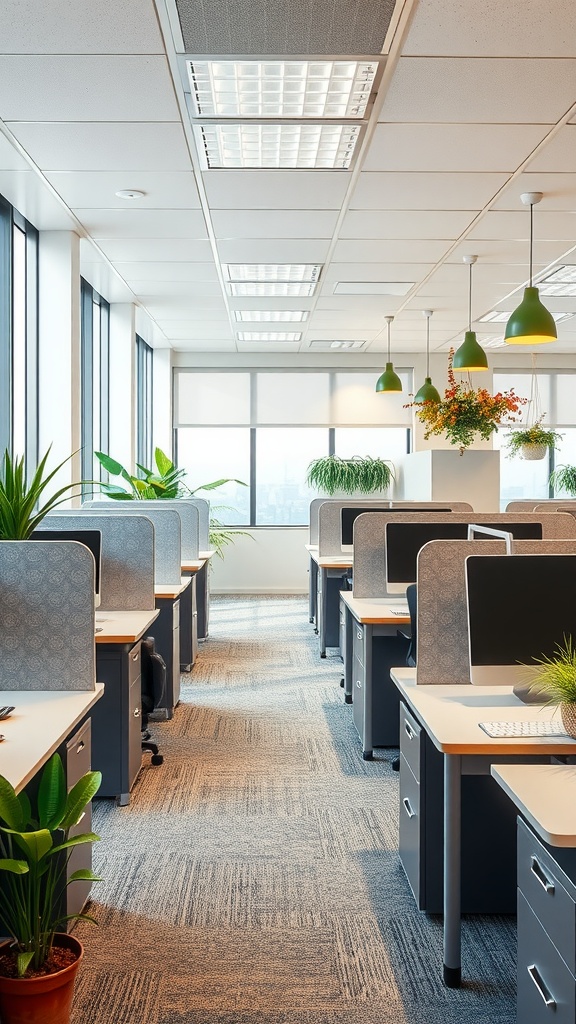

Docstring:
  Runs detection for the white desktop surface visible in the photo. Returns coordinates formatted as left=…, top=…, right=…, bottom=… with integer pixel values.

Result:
left=391, top=668, right=576, bottom=756
left=492, top=764, right=576, bottom=847
left=310, top=550, right=353, bottom=569
left=341, top=593, right=410, bottom=624
left=154, top=578, right=191, bottom=600
left=0, top=684, right=104, bottom=793
left=181, top=559, right=206, bottom=573
left=95, top=609, right=159, bottom=643
left=198, top=549, right=215, bottom=560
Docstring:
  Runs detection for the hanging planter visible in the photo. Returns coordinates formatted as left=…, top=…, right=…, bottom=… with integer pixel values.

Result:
left=520, top=443, right=548, bottom=461
left=306, top=456, right=394, bottom=495
left=505, top=419, right=562, bottom=461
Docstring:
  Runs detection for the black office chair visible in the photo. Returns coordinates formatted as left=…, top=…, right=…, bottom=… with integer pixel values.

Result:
left=393, top=584, right=417, bottom=771
left=140, top=636, right=166, bottom=767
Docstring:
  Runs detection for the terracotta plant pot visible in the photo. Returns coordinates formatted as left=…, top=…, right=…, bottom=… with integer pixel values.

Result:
left=561, top=702, right=576, bottom=739
left=520, top=443, right=547, bottom=461
left=0, top=933, right=83, bottom=1024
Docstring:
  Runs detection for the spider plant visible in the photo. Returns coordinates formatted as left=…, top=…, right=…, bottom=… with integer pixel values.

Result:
left=549, top=464, right=576, bottom=498
left=0, top=448, right=80, bottom=540
left=525, top=636, right=576, bottom=706
left=306, top=455, right=394, bottom=496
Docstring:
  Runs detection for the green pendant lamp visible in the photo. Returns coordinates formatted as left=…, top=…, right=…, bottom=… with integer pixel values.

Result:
left=452, top=255, right=488, bottom=371
left=375, top=315, right=402, bottom=393
left=414, top=309, right=441, bottom=403
left=504, top=192, right=557, bottom=346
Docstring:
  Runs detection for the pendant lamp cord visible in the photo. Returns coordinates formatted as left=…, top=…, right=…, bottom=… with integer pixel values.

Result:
left=387, top=320, right=391, bottom=361
left=529, top=352, right=540, bottom=425
left=468, top=260, right=472, bottom=332
left=425, top=315, right=430, bottom=377
left=529, top=200, right=534, bottom=287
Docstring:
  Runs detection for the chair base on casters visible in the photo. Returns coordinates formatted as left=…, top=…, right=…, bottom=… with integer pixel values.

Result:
left=142, top=738, right=164, bottom=766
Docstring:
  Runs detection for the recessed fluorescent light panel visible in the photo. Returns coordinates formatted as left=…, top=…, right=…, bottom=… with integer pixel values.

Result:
left=229, top=282, right=317, bottom=297
left=538, top=265, right=576, bottom=296
left=328, top=341, right=365, bottom=350
left=483, top=335, right=507, bottom=349
left=234, top=310, right=308, bottom=322
left=480, top=310, right=573, bottom=324
left=334, top=281, right=414, bottom=296
left=196, top=123, right=361, bottom=168
left=186, top=60, right=377, bottom=118
left=237, top=332, right=302, bottom=341
left=224, top=264, right=321, bottom=283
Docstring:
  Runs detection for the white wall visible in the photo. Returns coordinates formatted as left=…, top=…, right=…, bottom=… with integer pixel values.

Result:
left=210, top=529, right=309, bottom=594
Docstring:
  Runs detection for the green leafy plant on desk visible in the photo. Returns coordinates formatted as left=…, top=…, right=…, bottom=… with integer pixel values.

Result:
left=525, top=636, right=576, bottom=738
left=94, top=447, right=250, bottom=559
left=0, top=448, right=81, bottom=540
left=306, top=455, right=394, bottom=496
left=0, top=753, right=101, bottom=978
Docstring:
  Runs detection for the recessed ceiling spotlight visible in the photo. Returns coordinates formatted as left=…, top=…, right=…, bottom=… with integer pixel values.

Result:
left=115, top=189, right=146, bottom=199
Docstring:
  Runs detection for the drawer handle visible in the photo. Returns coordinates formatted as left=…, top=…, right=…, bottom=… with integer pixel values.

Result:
left=131, top=651, right=139, bottom=662
left=530, top=856, right=555, bottom=895
left=355, top=679, right=362, bottom=689
left=404, top=720, right=415, bottom=741
left=76, top=741, right=85, bottom=753
left=402, top=797, right=416, bottom=819
left=356, top=630, right=362, bottom=641
left=133, top=708, right=141, bottom=718
left=527, top=965, right=556, bottom=1008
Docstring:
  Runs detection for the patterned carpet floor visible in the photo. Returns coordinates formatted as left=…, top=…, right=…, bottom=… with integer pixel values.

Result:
left=71, top=597, right=515, bottom=1024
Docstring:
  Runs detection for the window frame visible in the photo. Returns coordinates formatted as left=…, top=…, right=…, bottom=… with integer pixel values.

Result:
left=136, top=335, right=153, bottom=469
left=80, top=279, right=110, bottom=490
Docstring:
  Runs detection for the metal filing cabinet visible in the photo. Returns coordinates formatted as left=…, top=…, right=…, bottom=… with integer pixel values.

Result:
left=92, top=639, right=143, bottom=804
left=351, top=626, right=409, bottom=751
left=60, top=718, right=94, bottom=923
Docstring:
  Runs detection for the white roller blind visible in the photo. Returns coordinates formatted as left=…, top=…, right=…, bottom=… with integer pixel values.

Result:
left=333, top=371, right=412, bottom=425
left=256, top=372, right=330, bottom=423
left=176, top=372, right=250, bottom=425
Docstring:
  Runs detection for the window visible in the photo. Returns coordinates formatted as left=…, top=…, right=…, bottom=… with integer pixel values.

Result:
left=0, top=196, right=38, bottom=462
left=174, top=369, right=412, bottom=525
left=136, top=335, right=153, bottom=468
left=81, top=280, right=109, bottom=487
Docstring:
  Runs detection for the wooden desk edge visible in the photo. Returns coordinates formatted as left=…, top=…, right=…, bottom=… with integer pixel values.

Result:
left=491, top=765, right=576, bottom=848
left=95, top=608, right=160, bottom=644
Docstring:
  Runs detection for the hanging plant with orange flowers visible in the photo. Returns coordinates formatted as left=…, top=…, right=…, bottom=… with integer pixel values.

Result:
left=407, top=350, right=527, bottom=454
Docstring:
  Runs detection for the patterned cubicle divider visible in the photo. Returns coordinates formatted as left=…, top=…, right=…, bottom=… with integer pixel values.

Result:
left=45, top=512, right=155, bottom=610
left=352, top=511, right=576, bottom=599
left=317, top=500, right=473, bottom=557
left=77, top=505, right=181, bottom=584
left=85, top=499, right=199, bottom=561
left=417, top=537, right=576, bottom=685
left=0, top=541, right=95, bottom=690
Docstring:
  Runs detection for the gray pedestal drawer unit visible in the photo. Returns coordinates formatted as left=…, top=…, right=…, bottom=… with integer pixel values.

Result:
left=154, top=596, right=181, bottom=716
left=398, top=701, right=518, bottom=914
left=179, top=573, right=197, bottom=671
left=351, top=629, right=409, bottom=751
left=517, top=817, right=576, bottom=1023
left=91, top=640, right=143, bottom=804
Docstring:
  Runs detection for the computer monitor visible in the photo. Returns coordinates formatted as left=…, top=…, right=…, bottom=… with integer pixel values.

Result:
left=466, top=553, right=576, bottom=686
left=340, top=506, right=453, bottom=549
left=384, top=520, right=543, bottom=594
left=30, top=529, right=102, bottom=608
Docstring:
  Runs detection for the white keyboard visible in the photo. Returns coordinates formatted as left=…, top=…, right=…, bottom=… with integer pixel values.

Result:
left=479, top=719, right=568, bottom=738
left=389, top=607, right=410, bottom=616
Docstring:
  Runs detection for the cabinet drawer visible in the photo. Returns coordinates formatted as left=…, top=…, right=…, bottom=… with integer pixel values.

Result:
left=128, top=642, right=141, bottom=686
left=399, top=703, right=422, bottom=783
left=128, top=674, right=143, bottom=790
left=518, top=818, right=576, bottom=974
left=518, top=890, right=576, bottom=1024
left=352, top=624, right=364, bottom=665
left=399, top=754, right=421, bottom=902
left=65, top=718, right=91, bottom=788
left=173, top=598, right=180, bottom=628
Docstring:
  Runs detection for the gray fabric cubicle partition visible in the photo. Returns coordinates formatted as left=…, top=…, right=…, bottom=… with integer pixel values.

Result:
left=0, top=541, right=95, bottom=690
left=77, top=505, right=181, bottom=584
left=417, top=538, right=576, bottom=685
left=84, top=499, right=202, bottom=560
left=44, top=512, right=155, bottom=610
left=505, top=500, right=576, bottom=512
left=352, top=511, right=576, bottom=599
left=316, top=499, right=474, bottom=557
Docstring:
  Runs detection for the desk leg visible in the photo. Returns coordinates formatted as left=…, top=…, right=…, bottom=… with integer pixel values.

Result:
left=362, top=624, right=373, bottom=759
left=444, top=753, right=462, bottom=987
left=309, top=555, right=318, bottom=624
left=319, top=567, right=328, bottom=657
left=344, top=605, right=353, bottom=704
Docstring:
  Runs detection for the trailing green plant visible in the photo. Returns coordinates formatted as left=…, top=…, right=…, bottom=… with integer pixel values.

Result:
left=505, top=418, right=562, bottom=457
left=306, top=456, right=394, bottom=496
left=0, top=448, right=81, bottom=540
left=0, top=753, right=101, bottom=978
left=549, top=464, right=576, bottom=498
left=524, top=635, right=576, bottom=706
left=95, top=448, right=250, bottom=558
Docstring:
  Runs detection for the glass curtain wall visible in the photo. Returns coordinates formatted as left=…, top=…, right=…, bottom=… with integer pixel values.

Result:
left=136, top=335, right=154, bottom=469
left=80, top=279, right=110, bottom=491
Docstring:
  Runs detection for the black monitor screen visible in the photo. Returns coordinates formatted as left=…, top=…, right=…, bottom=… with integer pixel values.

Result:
left=30, top=529, right=102, bottom=594
left=466, top=554, right=576, bottom=666
left=341, top=506, right=452, bottom=546
left=385, top=520, right=543, bottom=584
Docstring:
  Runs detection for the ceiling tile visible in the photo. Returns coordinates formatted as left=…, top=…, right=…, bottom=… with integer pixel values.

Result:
left=172, top=341, right=237, bottom=351
left=0, top=168, right=76, bottom=229
left=95, top=238, right=214, bottom=261
left=332, top=239, right=452, bottom=263
left=7, top=122, right=192, bottom=171
left=379, top=57, right=576, bottom=123
left=525, top=126, right=576, bottom=172
left=0, top=56, right=180, bottom=122
left=202, top=171, right=350, bottom=210
left=363, top=123, right=551, bottom=173
left=44, top=171, right=201, bottom=210
left=160, top=326, right=235, bottom=340
left=216, top=239, right=331, bottom=263
left=0, top=0, right=165, bottom=53
left=340, top=210, right=474, bottom=240
left=74, top=208, right=208, bottom=239
left=350, top=172, right=508, bottom=210
left=211, top=210, right=339, bottom=239
left=402, top=0, right=576, bottom=57
left=128, top=280, right=223, bottom=297
left=112, top=262, right=220, bottom=282
left=141, top=299, right=228, bottom=317
left=491, top=172, right=576, bottom=211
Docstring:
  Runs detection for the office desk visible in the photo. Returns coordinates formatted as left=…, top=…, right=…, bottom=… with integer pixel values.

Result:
left=305, top=544, right=318, bottom=625
left=93, top=609, right=160, bottom=804
left=492, top=765, right=576, bottom=1022
left=391, top=669, right=576, bottom=988
left=0, top=685, right=104, bottom=793
left=155, top=579, right=191, bottom=717
left=340, top=593, right=410, bottom=756
left=183, top=549, right=213, bottom=640
left=310, top=550, right=353, bottom=657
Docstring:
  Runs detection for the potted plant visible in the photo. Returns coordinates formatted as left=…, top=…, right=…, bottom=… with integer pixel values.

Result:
left=0, top=448, right=80, bottom=539
left=504, top=418, right=562, bottom=461
left=306, top=455, right=394, bottom=496
left=407, top=349, right=527, bottom=455
left=0, top=752, right=101, bottom=1024
left=525, top=636, right=576, bottom=738
left=549, top=464, right=576, bottom=497
left=94, top=448, right=250, bottom=559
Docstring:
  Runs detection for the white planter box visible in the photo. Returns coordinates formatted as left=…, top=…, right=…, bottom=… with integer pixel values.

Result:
left=394, top=449, right=500, bottom=513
